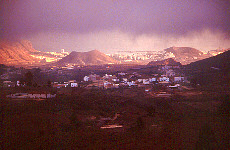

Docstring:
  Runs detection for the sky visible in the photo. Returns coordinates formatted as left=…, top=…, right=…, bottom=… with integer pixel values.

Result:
left=1, top=0, right=230, bottom=53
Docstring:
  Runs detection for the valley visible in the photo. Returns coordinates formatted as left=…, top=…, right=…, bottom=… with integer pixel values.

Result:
left=1, top=50, right=229, bottom=149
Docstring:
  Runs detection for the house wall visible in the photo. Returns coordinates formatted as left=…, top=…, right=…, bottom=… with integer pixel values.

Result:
left=174, top=77, right=184, bottom=82
left=159, top=77, right=170, bottom=82
left=71, top=83, right=78, bottom=87
left=7, top=93, right=56, bottom=99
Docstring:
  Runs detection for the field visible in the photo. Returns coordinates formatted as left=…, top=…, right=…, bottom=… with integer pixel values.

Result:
left=1, top=87, right=229, bottom=149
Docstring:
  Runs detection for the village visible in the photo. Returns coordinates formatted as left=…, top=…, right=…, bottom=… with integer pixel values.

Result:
left=1, top=63, right=193, bottom=130
left=1, top=62, right=189, bottom=99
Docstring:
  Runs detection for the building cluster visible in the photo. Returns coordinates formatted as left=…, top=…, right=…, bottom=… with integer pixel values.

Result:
left=50, top=64, right=185, bottom=90
left=0, top=67, right=25, bottom=87
left=1, top=60, right=187, bottom=99
left=31, top=49, right=69, bottom=63
left=107, top=51, right=175, bottom=62
left=53, top=80, right=78, bottom=88
left=82, top=72, right=184, bottom=90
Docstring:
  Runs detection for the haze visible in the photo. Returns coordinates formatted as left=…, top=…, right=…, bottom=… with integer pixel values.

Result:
left=1, top=0, right=230, bottom=53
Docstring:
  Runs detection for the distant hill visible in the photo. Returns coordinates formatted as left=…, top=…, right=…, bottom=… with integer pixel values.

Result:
left=57, top=50, right=118, bottom=66
left=164, top=47, right=210, bottom=65
left=184, top=50, right=230, bottom=86
left=147, top=58, right=181, bottom=66
left=0, top=40, right=40, bottom=66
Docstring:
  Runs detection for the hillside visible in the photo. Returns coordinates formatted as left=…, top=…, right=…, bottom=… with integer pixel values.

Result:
left=147, top=58, right=181, bottom=66
left=208, top=48, right=230, bottom=56
left=184, top=50, right=230, bottom=86
left=164, top=47, right=210, bottom=65
left=57, top=50, right=118, bottom=65
left=0, top=40, right=40, bottom=66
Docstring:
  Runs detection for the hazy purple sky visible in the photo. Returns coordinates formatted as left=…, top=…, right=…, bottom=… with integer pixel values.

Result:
left=1, top=0, right=230, bottom=52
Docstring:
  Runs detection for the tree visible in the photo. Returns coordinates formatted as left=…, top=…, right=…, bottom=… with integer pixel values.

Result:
left=47, top=80, right=52, bottom=87
left=24, top=71, right=33, bottom=86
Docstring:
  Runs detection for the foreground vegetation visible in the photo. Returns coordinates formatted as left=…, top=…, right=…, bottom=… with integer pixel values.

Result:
left=1, top=87, right=229, bottom=149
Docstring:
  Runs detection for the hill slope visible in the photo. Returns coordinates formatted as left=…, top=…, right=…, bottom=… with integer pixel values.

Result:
left=0, top=40, right=40, bottom=66
left=57, top=50, right=118, bottom=65
left=147, top=58, right=181, bottom=66
left=186, top=50, right=230, bottom=71
left=184, top=50, right=230, bottom=86
left=164, top=47, right=210, bottom=65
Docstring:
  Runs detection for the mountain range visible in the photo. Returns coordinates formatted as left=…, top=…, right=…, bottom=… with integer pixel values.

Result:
left=56, top=50, right=118, bottom=66
left=0, top=39, right=228, bottom=67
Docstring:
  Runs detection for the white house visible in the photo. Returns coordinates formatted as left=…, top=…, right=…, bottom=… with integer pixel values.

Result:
left=137, top=79, right=143, bottom=83
left=103, top=81, right=111, bottom=87
left=71, top=83, right=78, bottom=87
left=118, top=72, right=126, bottom=76
left=143, top=79, right=150, bottom=84
left=103, top=74, right=113, bottom=78
left=112, top=78, right=120, bottom=82
left=83, top=76, right=89, bottom=82
left=149, top=77, right=156, bottom=82
left=122, top=78, right=128, bottom=82
left=127, top=81, right=136, bottom=86
left=159, top=77, right=170, bottom=82
left=103, top=81, right=119, bottom=89
left=174, top=77, right=184, bottom=82
left=16, top=81, right=20, bottom=86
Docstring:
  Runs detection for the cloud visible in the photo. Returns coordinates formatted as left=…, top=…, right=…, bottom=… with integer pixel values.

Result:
left=26, top=29, right=230, bottom=52
left=1, top=0, right=229, bottom=51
